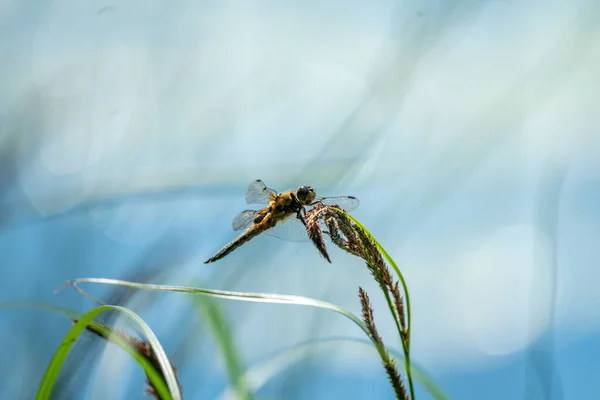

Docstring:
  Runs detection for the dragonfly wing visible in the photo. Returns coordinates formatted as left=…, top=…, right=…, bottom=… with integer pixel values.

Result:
left=264, top=215, right=309, bottom=242
left=245, top=179, right=278, bottom=204
left=232, top=210, right=259, bottom=231
left=316, top=196, right=360, bottom=211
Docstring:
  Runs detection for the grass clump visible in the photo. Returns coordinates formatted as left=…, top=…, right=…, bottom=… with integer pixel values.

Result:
left=35, top=304, right=181, bottom=400
left=73, top=318, right=182, bottom=399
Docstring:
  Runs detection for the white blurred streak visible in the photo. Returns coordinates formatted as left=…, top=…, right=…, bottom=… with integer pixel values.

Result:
left=90, top=202, right=175, bottom=246
left=390, top=225, right=550, bottom=368
left=17, top=155, right=91, bottom=216
left=32, top=4, right=144, bottom=168
left=460, top=225, right=551, bottom=357
left=380, top=2, right=598, bottom=180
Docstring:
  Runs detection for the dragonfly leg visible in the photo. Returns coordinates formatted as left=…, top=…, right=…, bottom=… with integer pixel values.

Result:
left=296, top=208, right=307, bottom=227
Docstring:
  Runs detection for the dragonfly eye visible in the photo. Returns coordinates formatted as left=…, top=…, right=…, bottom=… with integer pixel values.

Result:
left=296, top=186, right=316, bottom=205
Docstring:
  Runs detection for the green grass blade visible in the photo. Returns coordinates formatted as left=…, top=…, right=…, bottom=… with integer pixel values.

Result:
left=343, top=212, right=415, bottom=398
left=1, top=301, right=179, bottom=399
left=69, top=277, right=370, bottom=337
left=344, top=213, right=412, bottom=338
left=34, top=305, right=181, bottom=400
left=192, top=296, right=253, bottom=399
left=110, top=305, right=181, bottom=399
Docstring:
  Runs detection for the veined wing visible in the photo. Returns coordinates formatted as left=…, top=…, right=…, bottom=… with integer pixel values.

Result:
left=232, top=209, right=308, bottom=241
left=265, top=215, right=309, bottom=242
left=232, top=210, right=260, bottom=231
left=314, top=195, right=359, bottom=212
left=245, top=179, right=278, bottom=205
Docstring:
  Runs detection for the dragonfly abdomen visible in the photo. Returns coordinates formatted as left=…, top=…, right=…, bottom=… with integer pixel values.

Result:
left=204, top=224, right=268, bottom=264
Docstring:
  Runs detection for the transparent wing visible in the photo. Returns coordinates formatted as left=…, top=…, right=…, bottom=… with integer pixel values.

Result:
left=314, top=196, right=360, bottom=211
left=245, top=179, right=278, bottom=205
left=264, top=215, right=309, bottom=242
left=232, top=210, right=259, bottom=231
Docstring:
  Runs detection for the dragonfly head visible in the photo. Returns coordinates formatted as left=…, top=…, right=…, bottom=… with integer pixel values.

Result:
left=296, top=185, right=316, bottom=205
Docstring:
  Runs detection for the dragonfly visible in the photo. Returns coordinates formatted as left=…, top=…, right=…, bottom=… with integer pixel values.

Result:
left=204, top=179, right=359, bottom=263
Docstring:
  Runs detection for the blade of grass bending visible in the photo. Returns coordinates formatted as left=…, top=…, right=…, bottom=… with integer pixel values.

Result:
left=81, top=319, right=180, bottom=399
left=192, top=296, right=253, bottom=400
left=107, top=305, right=181, bottom=400
left=343, top=212, right=415, bottom=398
left=218, top=337, right=449, bottom=400
left=69, top=277, right=371, bottom=337
left=1, top=301, right=176, bottom=399
left=35, top=305, right=181, bottom=400
left=343, top=214, right=412, bottom=337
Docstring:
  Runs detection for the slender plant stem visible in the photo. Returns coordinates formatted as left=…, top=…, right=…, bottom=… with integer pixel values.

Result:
left=344, top=213, right=415, bottom=400
left=381, top=283, right=404, bottom=347
left=375, top=246, right=414, bottom=400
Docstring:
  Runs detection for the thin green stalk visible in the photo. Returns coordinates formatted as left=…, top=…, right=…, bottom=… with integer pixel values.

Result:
left=380, top=283, right=404, bottom=349
left=344, top=213, right=415, bottom=400
left=192, top=297, right=253, bottom=400
left=344, top=214, right=412, bottom=338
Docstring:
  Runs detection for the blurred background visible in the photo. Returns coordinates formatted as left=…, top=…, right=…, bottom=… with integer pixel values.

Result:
left=1, top=1, right=599, bottom=399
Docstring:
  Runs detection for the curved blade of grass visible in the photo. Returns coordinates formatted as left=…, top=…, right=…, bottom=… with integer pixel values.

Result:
left=1, top=301, right=177, bottom=399
left=343, top=212, right=415, bottom=398
left=191, top=296, right=253, bottom=400
left=35, top=304, right=181, bottom=400
left=343, top=213, right=412, bottom=337
left=218, top=337, right=449, bottom=400
left=69, top=277, right=371, bottom=336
